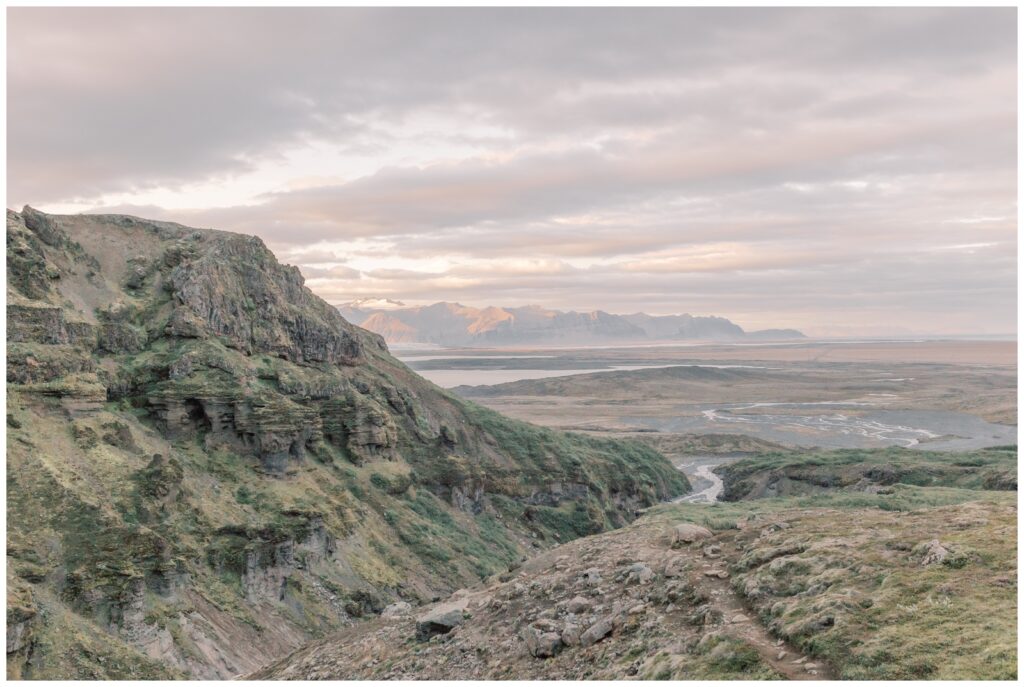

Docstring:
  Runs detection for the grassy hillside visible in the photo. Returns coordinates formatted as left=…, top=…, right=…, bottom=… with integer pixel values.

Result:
left=254, top=472, right=1016, bottom=680
left=650, top=484, right=1016, bottom=679
left=5, top=208, right=687, bottom=679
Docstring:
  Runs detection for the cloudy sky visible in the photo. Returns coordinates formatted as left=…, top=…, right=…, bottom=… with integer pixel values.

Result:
left=7, top=7, right=1017, bottom=336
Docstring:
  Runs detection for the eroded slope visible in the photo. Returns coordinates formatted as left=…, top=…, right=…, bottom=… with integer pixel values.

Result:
left=254, top=484, right=1015, bottom=680
left=6, top=208, right=687, bottom=679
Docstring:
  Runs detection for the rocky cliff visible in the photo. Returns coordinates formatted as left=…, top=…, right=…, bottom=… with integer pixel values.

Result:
left=5, top=207, right=688, bottom=679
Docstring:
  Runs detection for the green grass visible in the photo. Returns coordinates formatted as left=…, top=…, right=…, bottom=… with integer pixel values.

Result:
left=643, top=484, right=1017, bottom=681
left=451, top=399, right=690, bottom=503
left=718, top=446, right=1017, bottom=501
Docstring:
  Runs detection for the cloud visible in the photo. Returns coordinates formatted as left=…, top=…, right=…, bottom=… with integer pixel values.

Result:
left=298, top=264, right=362, bottom=280
left=364, top=268, right=441, bottom=281
left=7, top=7, right=1017, bottom=334
left=283, top=248, right=352, bottom=264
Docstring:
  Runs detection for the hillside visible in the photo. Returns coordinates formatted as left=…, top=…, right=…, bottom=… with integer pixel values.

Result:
left=254, top=450, right=1016, bottom=680
left=5, top=207, right=687, bottom=679
left=336, top=301, right=804, bottom=346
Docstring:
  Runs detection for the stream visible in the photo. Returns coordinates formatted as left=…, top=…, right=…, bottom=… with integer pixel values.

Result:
left=672, top=454, right=738, bottom=504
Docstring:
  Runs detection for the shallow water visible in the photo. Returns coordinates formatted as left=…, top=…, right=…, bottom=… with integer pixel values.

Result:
left=670, top=454, right=748, bottom=504
left=627, top=405, right=1016, bottom=452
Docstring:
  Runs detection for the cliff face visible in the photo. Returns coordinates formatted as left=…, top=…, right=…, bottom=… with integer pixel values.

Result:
left=5, top=208, right=688, bottom=679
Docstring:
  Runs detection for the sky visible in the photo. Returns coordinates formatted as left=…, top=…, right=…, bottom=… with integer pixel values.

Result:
left=7, top=7, right=1018, bottom=336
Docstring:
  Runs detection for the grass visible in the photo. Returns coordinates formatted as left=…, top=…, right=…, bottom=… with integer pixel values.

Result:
left=718, top=446, right=1017, bottom=500
left=641, top=467, right=1017, bottom=681
left=637, top=634, right=781, bottom=680
left=4, top=211, right=699, bottom=679
left=451, top=398, right=690, bottom=504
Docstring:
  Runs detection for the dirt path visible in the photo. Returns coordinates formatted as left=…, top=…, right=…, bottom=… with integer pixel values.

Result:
left=669, top=456, right=834, bottom=678
left=693, top=535, right=837, bottom=680
left=251, top=494, right=841, bottom=681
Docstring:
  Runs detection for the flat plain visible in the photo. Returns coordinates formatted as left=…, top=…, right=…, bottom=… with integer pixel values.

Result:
left=403, top=340, right=1016, bottom=445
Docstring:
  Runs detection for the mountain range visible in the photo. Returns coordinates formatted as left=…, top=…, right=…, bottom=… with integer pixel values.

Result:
left=337, top=300, right=805, bottom=346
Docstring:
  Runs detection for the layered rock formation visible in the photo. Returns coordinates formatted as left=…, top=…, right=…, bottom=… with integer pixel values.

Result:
left=5, top=208, right=688, bottom=679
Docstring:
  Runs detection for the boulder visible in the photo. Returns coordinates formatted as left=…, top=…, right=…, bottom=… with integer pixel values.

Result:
left=671, top=523, right=713, bottom=546
left=523, top=624, right=563, bottom=658
left=580, top=616, right=615, bottom=647
left=415, top=602, right=466, bottom=640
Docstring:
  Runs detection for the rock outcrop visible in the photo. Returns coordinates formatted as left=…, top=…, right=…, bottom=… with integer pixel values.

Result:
left=5, top=207, right=688, bottom=679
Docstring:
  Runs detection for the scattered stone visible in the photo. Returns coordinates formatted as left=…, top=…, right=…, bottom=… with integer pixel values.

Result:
left=702, top=544, right=722, bottom=558
left=625, top=562, right=655, bottom=585
left=777, top=651, right=787, bottom=660
left=663, top=556, right=688, bottom=578
left=579, top=568, right=602, bottom=586
left=703, top=569, right=729, bottom=579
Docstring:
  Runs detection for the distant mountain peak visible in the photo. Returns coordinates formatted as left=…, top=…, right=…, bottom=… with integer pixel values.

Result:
left=338, top=300, right=805, bottom=346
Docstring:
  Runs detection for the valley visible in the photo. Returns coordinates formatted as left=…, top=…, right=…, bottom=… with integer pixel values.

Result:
left=9, top=6, right=1017, bottom=683
left=399, top=342, right=1016, bottom=447
left=5, top=209, right=1017, bottom=681
left=6, top=209, right=685, bottom=679
left=253, top=338, right=1017, bottom=680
